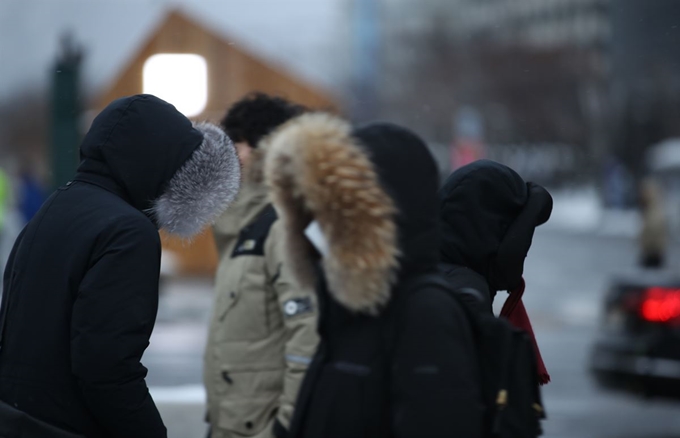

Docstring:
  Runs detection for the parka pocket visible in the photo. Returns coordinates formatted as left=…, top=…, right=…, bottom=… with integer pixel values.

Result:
left=217, top=395, right=278, bottom=436
left=216, top=258, right=271, bottom=342
left=212, top=366, right=284, bottom=397
left=216, top=291, right=269, bottom=342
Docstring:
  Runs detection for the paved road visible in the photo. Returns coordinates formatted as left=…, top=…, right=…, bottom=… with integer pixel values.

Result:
left=147, top=229, right=680, bottom=438
left=524, top=229, right=680, bottom=438
left=147, top=278, right=212, bottom=438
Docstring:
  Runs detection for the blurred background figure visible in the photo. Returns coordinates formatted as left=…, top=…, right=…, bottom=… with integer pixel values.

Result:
left=0, top=167, right=12, bottom=240
left=603, top=155, right=635, bottom=210
left=0, top=164, right=24, bottom=297
left=0, top=167, right=13, bottom=291
left=638, top=178, right=669, bottom=269
left=18, top=168, right=46, bottom=225
left=450, top=106, right=486, bottom=171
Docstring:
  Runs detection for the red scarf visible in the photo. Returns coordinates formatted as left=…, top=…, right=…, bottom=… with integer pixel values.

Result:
left=499, top=278, right=550, bottom=385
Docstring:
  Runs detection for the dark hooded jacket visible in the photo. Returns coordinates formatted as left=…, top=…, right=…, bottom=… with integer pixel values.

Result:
left=263, top=113, right=483, bottom=438
left=439, top=160, right=553, bottom=303
left=0, top=95, right=240, bottom=438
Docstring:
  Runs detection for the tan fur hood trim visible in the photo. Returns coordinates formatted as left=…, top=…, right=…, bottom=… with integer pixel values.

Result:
left=263, top=113, right=399, bottom=314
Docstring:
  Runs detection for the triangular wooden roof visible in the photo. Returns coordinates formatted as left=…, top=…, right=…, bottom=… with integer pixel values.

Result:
left=97, top=9, right=337, bottom=120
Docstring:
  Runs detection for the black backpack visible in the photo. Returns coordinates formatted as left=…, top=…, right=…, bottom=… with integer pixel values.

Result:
left=410, top=268, right=546, bottom=438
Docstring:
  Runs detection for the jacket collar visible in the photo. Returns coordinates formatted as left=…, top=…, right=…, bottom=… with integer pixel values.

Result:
left=73, top=170, right=132, bottom=206
left=212, top=179, right=270, bottom=239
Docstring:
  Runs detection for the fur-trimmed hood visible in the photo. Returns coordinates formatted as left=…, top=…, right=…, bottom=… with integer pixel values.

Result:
left=78, top=95, right=240, bottom=237
left=263, top=113, right=440, bottom=314
left=151, top=122, right=241, bottom=237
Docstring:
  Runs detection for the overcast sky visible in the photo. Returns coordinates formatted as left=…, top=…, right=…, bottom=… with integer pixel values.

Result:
left=0, top=0, right=349, bottom=101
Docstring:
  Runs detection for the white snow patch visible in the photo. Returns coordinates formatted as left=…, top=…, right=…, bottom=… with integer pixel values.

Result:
left=598, top=209, right=640, bottom=238
left=544, top=187, right=602, bottom=232
left=558, top=296, right=601, bottom=327
left=150, top=384, right=206, bottom=404
left=544, top=187, right=641, bottom=238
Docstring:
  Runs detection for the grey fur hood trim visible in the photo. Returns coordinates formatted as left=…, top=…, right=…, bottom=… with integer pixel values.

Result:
left=151, top=122, right=241, bottom=237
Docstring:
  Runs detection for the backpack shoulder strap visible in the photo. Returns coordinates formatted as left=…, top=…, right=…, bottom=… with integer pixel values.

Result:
left=439, top=264, right=490, bottom=295
left=387, top=269, right=490, bottom=347
left=397, top=269, right=493, bottom=336
left=439, top=263, right=493, bottom=312
left=382, top=273, right=449, bottom=352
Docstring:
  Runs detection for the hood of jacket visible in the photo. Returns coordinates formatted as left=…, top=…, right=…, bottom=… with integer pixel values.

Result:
left=352, top=122, right=440, bottom=278
left=439, top=160, right=552, bottom=292
left=263, top=113, right=439, bottom=314
left=76, top=94, right=241, bottom=237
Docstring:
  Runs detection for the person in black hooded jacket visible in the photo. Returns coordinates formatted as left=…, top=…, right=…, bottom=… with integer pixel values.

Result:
left=0, top=94, right=241, bottom=438
left=262, top=113, right=483, bottom=438
left=439, top=159, right=553, bottom=386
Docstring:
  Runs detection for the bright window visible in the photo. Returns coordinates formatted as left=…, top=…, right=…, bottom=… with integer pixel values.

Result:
left=142, top=54, right=208, bottom=117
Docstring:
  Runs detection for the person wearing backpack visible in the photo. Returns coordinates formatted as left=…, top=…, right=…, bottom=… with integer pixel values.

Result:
left=204, top=94, right=319, bottom=438
left=263, top=112, right=484, bottom=438
left=439, top=159, right=553, bottom=437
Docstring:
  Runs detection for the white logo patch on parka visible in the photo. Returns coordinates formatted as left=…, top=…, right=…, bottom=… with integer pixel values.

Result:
left=283, top=297, right=313, bottom=317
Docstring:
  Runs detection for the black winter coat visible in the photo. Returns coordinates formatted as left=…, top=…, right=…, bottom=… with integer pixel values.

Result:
left=264, top=115, right=484, bottom=438
left=0, top=95, right=222, bottom=438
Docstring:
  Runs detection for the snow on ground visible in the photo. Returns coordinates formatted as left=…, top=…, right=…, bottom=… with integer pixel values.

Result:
left=545, top=186, right=641, bottom=238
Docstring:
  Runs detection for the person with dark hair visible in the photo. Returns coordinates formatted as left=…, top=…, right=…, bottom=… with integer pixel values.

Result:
left=0, top=94, right=241, bottom=438
left=204, top=93, right=316, bottom=438
left=221, top=92, right=307, bottom=166
left=263, top=113, right=483, bottom=438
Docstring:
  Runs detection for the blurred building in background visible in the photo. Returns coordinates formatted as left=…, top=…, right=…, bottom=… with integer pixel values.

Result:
left=378, top=0, right=680, bottom=192
left=445, top=0, right=610, bottom=52
left=609, top=0, right=680, bottom=184
left=378, top=0, right=607, bottom=182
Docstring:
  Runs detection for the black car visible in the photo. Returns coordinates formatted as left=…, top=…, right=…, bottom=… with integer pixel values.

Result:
left=590, top=271, right=680, bottom=399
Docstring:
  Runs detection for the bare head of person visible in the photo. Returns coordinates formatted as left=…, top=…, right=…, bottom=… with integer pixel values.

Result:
left=220, top=92, right=306, bottom=168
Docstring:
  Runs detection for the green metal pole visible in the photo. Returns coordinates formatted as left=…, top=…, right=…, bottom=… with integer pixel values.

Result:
left=50, top=33, right=83, bottom=191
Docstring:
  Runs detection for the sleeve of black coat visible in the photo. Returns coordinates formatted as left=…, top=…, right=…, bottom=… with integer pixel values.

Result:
left=391, top=287, right=484, bottom=438
left=70, top=216, right=166, bottom=438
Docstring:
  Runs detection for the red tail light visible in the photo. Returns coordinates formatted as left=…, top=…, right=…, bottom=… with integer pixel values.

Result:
left=640, top=287, right=680, bottom=323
